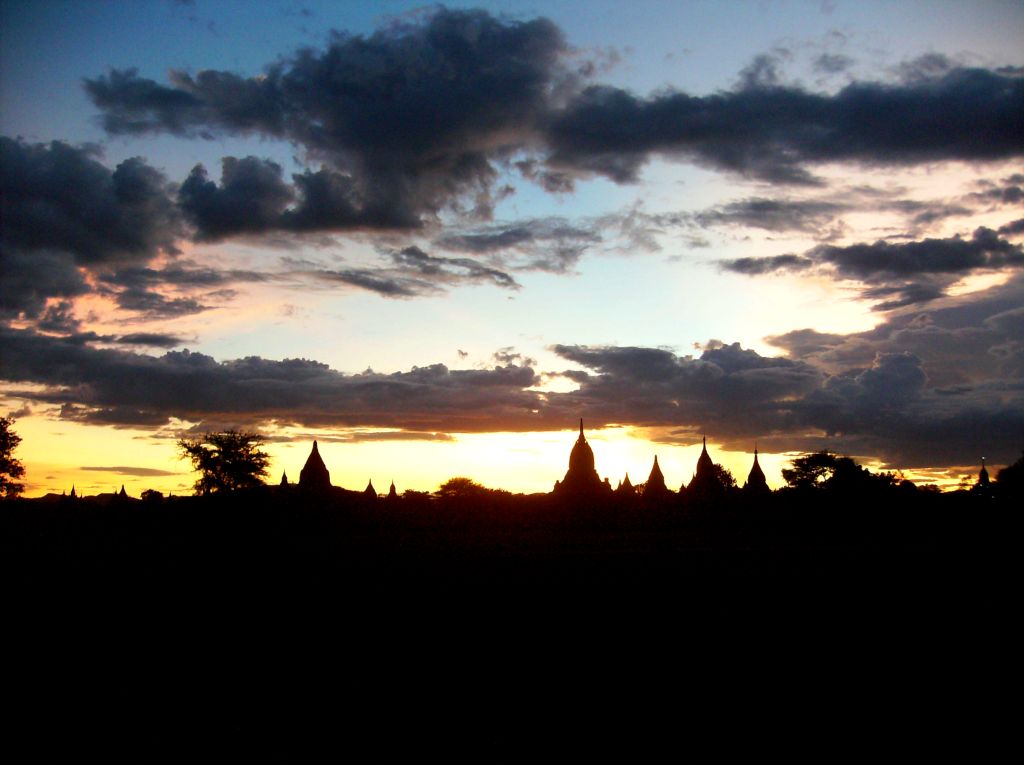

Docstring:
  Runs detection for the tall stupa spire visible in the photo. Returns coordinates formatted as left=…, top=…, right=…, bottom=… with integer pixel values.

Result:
left=554, top=419, right=607, bottom=497
left=299, top=440, right=331, bottom=490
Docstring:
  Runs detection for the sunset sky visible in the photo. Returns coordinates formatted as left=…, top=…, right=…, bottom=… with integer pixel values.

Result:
left=2, top=0, right=1022, bottom=497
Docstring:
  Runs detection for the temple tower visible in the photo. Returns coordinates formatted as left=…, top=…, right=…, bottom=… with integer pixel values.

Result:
left=743, top=447, right=770, bottom=495
left=642, top=455, right=671, bottom=499
left=553, top=420, right=608, bottom=496
left=299, top=441, right=331, bottom=490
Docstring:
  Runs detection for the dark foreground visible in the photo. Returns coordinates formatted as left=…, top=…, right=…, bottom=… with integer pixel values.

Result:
left=3, top=489, right=1014, bottom=758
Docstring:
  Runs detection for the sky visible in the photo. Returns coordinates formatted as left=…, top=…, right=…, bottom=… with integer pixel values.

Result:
left=1, top=0, right=1022, bottom=497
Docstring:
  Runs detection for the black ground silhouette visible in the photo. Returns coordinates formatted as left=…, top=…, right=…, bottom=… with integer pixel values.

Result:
left=4, top=443, right=1016, bottom=757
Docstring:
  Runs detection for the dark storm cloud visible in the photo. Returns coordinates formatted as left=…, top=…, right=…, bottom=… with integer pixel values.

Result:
left=0, top=138, right=182, bottom=319
left=177, top=159, right=422, bottom=239
left=179, top=157, right=295, bottom=239
left=723, top=227, right=1024, bottom=309
left=86, top=8, right=570, bottom=229
left=546, top=64, right=1024, bottom=185
left=0, top=326, right=543, bottom=433
left=815, top=227, right=1023, bottom=278
left=0, top=138, right=181, bottom=263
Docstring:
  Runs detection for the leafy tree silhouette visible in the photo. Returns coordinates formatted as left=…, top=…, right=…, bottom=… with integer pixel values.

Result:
left=436, top=477, right=488, bottom=500
left=178, top=430, right=270, bottom=495
left=782, top=451, right=839, bottom=490
left=711, top=463, right=737, bottom=491
left=783, top=450, right=898, bottom=494
left=0, top=416, right=25, bottom=499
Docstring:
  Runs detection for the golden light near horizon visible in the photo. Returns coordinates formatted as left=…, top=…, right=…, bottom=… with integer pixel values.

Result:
left=9, top=412, right=805, bottom=499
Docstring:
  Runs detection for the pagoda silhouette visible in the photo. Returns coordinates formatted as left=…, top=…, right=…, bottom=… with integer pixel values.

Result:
left=552, top=419, right=610, bottom=497
left=286, top=420, right=769, bottom=500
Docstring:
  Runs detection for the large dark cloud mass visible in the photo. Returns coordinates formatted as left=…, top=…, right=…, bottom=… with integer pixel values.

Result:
left=86, top=8, right=569, bottom=232
left=723, top=227, right=1024, bottom=310
left=0, top=138, right=181, bottom=318
left=84, top=9, right=1024, bottom=230
left=547, top=64, right=1024, bottom=185
left=0, top=326, right=543, bottom=433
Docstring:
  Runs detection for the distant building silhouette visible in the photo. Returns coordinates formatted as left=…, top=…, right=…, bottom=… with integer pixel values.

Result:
left=387, top=481, right=398, bottom=501
left=695, top=437, right=714, bottom=481
left=553, top=420, right=609, bottom=497
left=299, top=441, right=331, bottom=490
left=744, top=447, right=770, bottom=495
left=280, top=470, right=289, bottom=486
left=685, top=436, right=726, bottom=499
left=977, top=458, right=990, bottom=489
left=363, top=480, right=377, bottom=500
left=615, top=473, right=635, bottom=496
left=642, top=455, right=671, bottom=500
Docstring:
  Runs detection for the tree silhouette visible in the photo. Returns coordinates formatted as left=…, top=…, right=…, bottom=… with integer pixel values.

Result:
left=0, top=417, right=25, bottom=499
left=996, top=451, right=1024, bottom=501
left=711, top=463, right=737, bottom=491
left=177, top=430, right=270, bottom=495
left=782, top=451, right=839, bottom=490
left=436, top=477, right=487, bottom=500
left=783, top=450, right=899, bottom=494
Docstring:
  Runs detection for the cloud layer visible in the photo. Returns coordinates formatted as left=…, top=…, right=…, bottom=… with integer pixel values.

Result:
left=85, top=9, right=1024, bottom=223
left=723, top=227, right=1024, bottom=310
left=4, top=275, right=1022, bottom=469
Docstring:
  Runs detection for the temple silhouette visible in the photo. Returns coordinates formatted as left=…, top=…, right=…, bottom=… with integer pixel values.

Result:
left=290, top=418, right=769, bottom=500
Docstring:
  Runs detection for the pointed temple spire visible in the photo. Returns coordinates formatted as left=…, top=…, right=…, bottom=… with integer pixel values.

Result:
left=280, top=470, right=289, bottom=486
left=744, top=445, right=769, bottom=494
left=643, top=454, right=670, bottom=499
left=299, top=440, right=331, bottom=490
left=978, top=457, right=990, bottom=488
left=554, top=419, right=609, bottom=497
left=363, top=479, right=377, bottom=499
left=695, top=435, right=714, bottom=479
